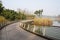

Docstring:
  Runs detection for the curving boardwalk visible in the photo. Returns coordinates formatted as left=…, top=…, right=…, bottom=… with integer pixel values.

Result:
left=0, top=22, right=47, bottom=40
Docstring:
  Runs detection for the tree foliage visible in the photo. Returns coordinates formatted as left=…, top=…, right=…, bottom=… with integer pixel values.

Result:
left=0, top=1, right=4, bottom=15
left=34, top=9, right=43, bottom=17
left=0, top=0, right=26, bottom=21
left=1, top=9, right=26, bottom=21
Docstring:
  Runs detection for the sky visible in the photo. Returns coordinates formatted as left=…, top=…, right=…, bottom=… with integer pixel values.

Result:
left=2, top=0, right=60, bottom=16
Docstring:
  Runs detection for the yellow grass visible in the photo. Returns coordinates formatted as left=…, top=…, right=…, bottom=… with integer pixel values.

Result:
left=33, top=18, right=53, bottom=26
left=0, top=16, right=7, bottom=23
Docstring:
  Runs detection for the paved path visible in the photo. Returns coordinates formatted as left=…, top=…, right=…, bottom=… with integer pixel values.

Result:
left=0, top=22, right=47, bottom=40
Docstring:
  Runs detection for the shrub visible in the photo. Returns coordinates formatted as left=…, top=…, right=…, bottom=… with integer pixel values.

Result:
left=33, top=18, right=53, bottom=26
left=0, top=16, right=6, bottom=23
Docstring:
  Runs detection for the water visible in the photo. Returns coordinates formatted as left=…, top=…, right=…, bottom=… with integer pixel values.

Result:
left=45, top=21, right=60, bottom=40
left=45, top=27, right=60, bottom=39
left=53, top=21, right=60, bottom=26
left=31, top=21, right=60, bottom=40
left=23, top=21, right=60, bottom=40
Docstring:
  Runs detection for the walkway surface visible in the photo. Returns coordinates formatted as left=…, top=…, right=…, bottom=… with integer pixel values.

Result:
left=0, top=22, right=47, bottom=40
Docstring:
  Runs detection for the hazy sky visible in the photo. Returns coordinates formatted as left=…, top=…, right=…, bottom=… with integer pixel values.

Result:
left=2, top=0, right=60, bottom=16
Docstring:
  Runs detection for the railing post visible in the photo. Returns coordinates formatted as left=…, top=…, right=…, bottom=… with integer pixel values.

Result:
left=27, top=24, right=30, bottom=30
left=33, top=25, right=36, bottom=32
left=20, top=23, right=23, bottom=27
left=23, top=24, right=26, bottom=28
left=42, top=27, right=46, bottom=36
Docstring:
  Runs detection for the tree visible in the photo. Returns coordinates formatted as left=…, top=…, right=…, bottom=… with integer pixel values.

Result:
left=2, top=9, right=16, bottom=20
left=22, top=13, right=26, bottom=20
left=15, top=13, right=21, bottom=20
left=0, top=1, right=4, bottom=15
left=34, top=9, right=43, bottom=17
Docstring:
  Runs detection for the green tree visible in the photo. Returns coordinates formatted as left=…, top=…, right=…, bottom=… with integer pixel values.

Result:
left=2, top=9, right=16, bottom=20
left=22, top=13, right=26, bottom=20
left=0, top=1, right=4, bottom=15
left=17, top=11, right=26, bottom=20
left=34, top=9, right=43, bottom=17
left=15, top=13, right=21, bottom=20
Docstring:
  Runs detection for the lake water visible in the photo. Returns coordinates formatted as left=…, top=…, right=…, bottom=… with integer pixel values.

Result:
left=31, top=21, right=60, bottom=40
left=45, top=21, right=60, bottom=40
left=23, top=21, right=60, bottom=40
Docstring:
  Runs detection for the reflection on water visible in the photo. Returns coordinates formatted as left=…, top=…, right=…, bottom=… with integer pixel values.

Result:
left=22, top=21, right=60, bottom=40
left=45, top=21, right=60, bottom=40
left=45, top=27, right=60, bottom=40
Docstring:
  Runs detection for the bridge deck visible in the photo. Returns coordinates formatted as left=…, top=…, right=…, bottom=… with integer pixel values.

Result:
left=0, top=22, right=46, bottom=40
